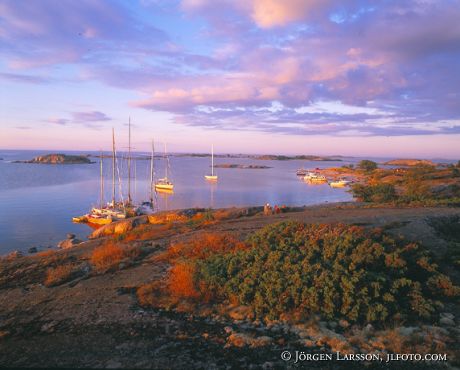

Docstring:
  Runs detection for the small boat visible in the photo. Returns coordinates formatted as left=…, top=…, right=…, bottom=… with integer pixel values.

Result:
left=329, top=179, right=351, bottom=188
left=155, top=143, right=174, bottom=191
left=304, top=172, right=327, bottom=183
left=205, top=144, right=218, bottom=181
left=296, top=168, right=308, bottom=176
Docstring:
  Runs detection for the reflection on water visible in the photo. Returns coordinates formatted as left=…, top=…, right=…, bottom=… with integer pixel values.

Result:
left=0, top=150, right=355, bottom=253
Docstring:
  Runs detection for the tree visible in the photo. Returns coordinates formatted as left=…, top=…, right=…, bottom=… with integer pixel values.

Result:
left=358, top=160, right=378, bottom=172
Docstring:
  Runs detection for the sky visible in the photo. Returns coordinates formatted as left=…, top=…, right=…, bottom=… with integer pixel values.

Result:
left=1, top=0, right=459, bottom=158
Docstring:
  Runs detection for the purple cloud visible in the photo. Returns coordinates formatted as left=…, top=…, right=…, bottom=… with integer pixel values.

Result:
left=45, top=111, right=111, bottom=127
left=1, top=0, right=460, bottom=138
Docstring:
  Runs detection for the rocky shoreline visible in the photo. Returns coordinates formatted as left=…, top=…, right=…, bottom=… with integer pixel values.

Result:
left=1, top=204, right=459, bottom=369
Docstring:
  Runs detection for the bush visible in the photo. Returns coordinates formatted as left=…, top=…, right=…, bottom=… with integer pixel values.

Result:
left=45, top=263, right=77, bottom=287
left=192, top=222, right=458, bottom=324
left=90, top=243, right=124, bottom=272
left=358, top=160, right=378, bottom=172
left=351, top=183, right=397, bottom=203
left=155, top=232, right=247, bottom=263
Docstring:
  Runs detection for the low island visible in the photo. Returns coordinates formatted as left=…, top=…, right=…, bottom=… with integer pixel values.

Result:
left=213, top=164, right=272, bottom=169
left=384, top=158, right=435, bottom=166
left=15, top=153, right=93, bottom=164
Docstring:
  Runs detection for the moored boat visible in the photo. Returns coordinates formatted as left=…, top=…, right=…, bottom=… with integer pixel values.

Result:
left=329, top=179, right=351, bottom=188
left=205, top=144, right=218, bottom=181
left=155, top=143, right=174, bottom=191
left=304, top=172, right=327, bottom=183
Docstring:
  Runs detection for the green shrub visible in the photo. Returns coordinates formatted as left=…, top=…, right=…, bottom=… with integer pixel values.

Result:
left=194, top=222, right=458, bottom=324
left=351, top=183, right=397, bottom=203
left=358, top=160, right=378, bottom=172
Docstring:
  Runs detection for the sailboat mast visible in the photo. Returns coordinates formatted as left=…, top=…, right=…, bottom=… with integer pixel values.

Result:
left=211, top=144, right=214, bottom=176
left=127, top=117, right=132, bottom=204
left=100, top=150, right=104, bottom=209
left=112, top=128, right=116, bottom=206
left=150, top=140, right=154, bottom=203
left=164, top=142, right=168, bottom=180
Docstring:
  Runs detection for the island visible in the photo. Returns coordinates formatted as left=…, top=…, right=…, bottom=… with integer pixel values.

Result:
left=213, top=164, right=272, bottom=169
left=15, top=153, right=93, bottom=164
left=254, top=155, right=341, bottom=161
left=384, top=158, right=435, bottom=166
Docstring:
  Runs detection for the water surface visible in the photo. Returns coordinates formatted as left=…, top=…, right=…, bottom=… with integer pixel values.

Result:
left=0, top=150, right=356, bottom=253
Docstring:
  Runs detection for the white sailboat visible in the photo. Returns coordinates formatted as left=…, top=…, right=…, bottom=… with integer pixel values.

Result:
left=205, top=144, right=218, bottom=181
left=73, top=129, right=127, bottom=225
left=155, top=143, right=174, bottom=191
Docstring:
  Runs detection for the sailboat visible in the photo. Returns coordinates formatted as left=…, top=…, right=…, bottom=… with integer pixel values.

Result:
left=155, top=143, right=174, bottom=191
left=136, top=140, right=156, bottom=215
left=73, top=129, right=127, bottom=225
left=205, top=144, right=218, bottom=181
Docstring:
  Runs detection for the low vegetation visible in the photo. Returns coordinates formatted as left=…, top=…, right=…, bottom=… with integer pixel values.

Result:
left=90, top=242, right=141, bottom=273
left=138, top=222, right=459, bottom=327
left=428, top=215, right=460, bottom=268
left=351, top=163, right=460, bottom=206
left=44, top=263, right=78, bottom=287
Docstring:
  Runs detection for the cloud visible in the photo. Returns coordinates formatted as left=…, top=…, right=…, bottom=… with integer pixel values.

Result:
left=250, top=0, right=329, bottom=28
left=45, top=111, right=111, bottom=127
left=0, top=72, right=50, bottom=84
left=0, top=0, right=168, bottom=68
left=71, top=111, right=111, bottom=123
left=2, top=0, right=460, bottom=138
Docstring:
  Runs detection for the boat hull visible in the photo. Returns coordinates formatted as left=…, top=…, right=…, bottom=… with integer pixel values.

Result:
left=155, top=184, right=174, bottom=191
left=205, top=175, right=218, bottom=181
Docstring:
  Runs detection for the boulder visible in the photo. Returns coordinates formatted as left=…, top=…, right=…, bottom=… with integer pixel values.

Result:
left=89, top=216, right=148, bottom=238
left=226, top=332, right=273, bottom=348
left=440, top=317, right=455, bottom=327
left=6, top=250, right=23, bottom=259
left=58, top=237, right=82, bottom=249
left=67, top=233, right=76, bottom=239
left=440, top=312, right=455, bottom=321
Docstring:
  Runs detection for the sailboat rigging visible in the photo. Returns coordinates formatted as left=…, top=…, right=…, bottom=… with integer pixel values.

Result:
left=155, top=143, right=174, bottom=191
left=205, top=144, right=218, bottom=181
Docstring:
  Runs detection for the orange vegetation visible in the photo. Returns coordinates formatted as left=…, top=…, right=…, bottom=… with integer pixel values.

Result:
left=36, top=250, right=56, bottom=258
left=155, top=232, right=246, bottom=263
left=45, top=263, right=75, bottom=287
left=123, top=223, right=174, bottom=241
left=90, top=242, right=140, bottom=272
left=168, top=261, right=200, bottom=299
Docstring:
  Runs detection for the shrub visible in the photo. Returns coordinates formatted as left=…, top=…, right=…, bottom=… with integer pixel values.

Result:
left=155, top=232, right=246, bottom=263
left=137, top=281, right=164, bottom=307
left=168, top=261, right=200, bottom=299
left=351, top=183, right=397, bottom=203
left=358, top=160, right=378, bottom=172
left=193, top=222, right=458, bottom=324
left=45, top=263, right=77, bottom=287
left=90, top=243, right=124, bottom=272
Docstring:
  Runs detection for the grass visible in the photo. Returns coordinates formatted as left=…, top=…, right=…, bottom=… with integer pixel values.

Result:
left=90, top=242, right=142, bottom=273
left=44, top=263, right=77, bottom=287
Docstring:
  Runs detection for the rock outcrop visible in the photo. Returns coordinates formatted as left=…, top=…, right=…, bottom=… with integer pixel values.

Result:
left=58, top=233, right=82, bottom=249
left=89, top=216, right=149, bottom=239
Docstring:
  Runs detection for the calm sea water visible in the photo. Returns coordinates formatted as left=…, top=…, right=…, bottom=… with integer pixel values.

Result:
left=0, top=150, right=359, bottom=253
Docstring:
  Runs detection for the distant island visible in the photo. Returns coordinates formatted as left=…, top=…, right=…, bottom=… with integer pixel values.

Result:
left=384, top=159, right=435, bottom=166
left=254, top=155, right=341, bottom=161
left=214, top=164, right=271, bottom=169
left=15, top=153, right=93, bottom=164
left=176, top=153, right=342, bottom=161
